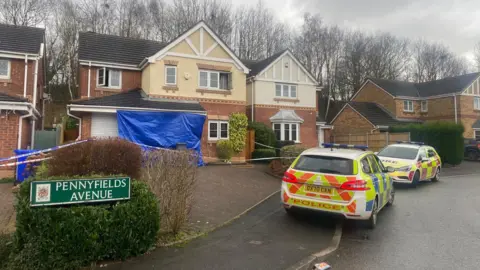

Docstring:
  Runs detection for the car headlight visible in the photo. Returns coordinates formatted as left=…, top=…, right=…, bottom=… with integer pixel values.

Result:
left=396, top=165, right=411, bottom=172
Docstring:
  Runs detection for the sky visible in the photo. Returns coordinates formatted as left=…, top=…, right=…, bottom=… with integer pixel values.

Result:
left=235, top=0, right=480, bottom=60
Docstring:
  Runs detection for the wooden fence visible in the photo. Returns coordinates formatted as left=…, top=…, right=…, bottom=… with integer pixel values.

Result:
left=245, top=130, right=255, bottom=160
left=332, top=132, right=410, bottom=152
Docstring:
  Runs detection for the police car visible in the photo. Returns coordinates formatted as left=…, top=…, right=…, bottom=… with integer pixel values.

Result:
left=377, top=141, right=441, bottom=186
left=282, top=143, right=395, bottom=229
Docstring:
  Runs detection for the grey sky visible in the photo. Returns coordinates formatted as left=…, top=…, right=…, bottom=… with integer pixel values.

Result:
left=235, top=0, right=480, bottom=59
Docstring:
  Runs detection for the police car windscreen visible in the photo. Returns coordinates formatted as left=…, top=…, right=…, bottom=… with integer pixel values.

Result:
left=377, top=146, right=418, bottom=160
left=293, top=155, right=353, bottom=175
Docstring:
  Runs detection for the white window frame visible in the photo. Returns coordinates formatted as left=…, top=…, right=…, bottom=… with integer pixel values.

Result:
left=275, top=83, right=297, bottom=98
left=403, top=100, right=414, bottom=112
left=96, top=68, right=122, bottom=89
left=165, top=65, right=177, bottom=85
left=208, top=120, right=229, bottom=140
left=0, top=59, right=11, bottom=79
left=272, top=123, right=300, bottom=142
left=421, top=100, right=428, bottom=112
left=474, top=97, right=480, bottom=110
left=198, top=70, right=220, bottom=89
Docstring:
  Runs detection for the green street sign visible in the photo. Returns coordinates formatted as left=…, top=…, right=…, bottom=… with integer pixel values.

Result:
left=30, top=177, right=131, bottom=207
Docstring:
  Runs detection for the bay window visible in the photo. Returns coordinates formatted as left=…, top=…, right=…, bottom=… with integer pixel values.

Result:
left=273, top=123, right=300, bottom=142
left=97, top=68, right=121, bottom=89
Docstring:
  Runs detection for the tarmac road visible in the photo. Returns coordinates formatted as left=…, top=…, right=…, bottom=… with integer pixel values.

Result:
left=323, top=170, right=480, bottom=270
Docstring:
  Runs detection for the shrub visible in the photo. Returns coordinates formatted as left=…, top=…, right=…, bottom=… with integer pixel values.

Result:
left=47, top=138, right=142, bottom=179
left=275, top=140, right=295, bottom=156
left=141, top=149, right=198, bottom=234
left=248, top=122, right=277, bottom=150
left=10, top=178, right=159, bottom=270
left=280, top=145, right=307, bottom=166
left=390, top=122, right=464, bottom=165
left=0, top=233, right=13, bottom=269
left=216, top=140, right=234, bottom=161
left=252, top=149, right=277, bottom=162
left=229, top=113, right=249, bottom=153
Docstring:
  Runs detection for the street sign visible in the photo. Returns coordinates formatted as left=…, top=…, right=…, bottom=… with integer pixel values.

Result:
left=30, top=177, right=131, bottom=207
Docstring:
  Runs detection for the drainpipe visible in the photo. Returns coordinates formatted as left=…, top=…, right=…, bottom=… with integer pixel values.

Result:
left=67, top=106, right=82, bottom=141
left=23, top=54, right=28, bottom=98
left=454, top=95, right=458, bottom=124
left=251, top=77, right=255, bottom=122
left=87, top=61, right=92, bottom=97
left=30, top=44, right=42, bottom=149
left=18, top=109, right=34, bottom=149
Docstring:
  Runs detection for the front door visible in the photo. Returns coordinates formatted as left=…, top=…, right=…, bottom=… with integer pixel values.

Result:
left=318, top=126, right=324, bottom=147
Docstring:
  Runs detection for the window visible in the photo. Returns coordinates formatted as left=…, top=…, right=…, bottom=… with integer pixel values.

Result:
left=199, top=70, right=231, bottom=90
left=421, top=100, right=428, bottom=112
left=374, top=155, right=386, bottom=172
left=275, top=83, right=297, bottom=98
left=208, top=121, right=229, bottom=140
left=367, top=155, right=381, bottom=173
left=294, top=156, right=353, bottom=175
left=272, top=123, right=300, bottom=142
left=97, top=68, right=121, bottom=89
left=377, top=146, right=419, bottom=160
left=427, top=149, right=437, bottom=158
left=0, top=59, right=10, bottom=79
left=474, top=97, right=480, bottom=110
left=475, top=130, right=480, bottom=141
left=418, top=148, right=427, bottom=161
left=360, top=158, right=371, bottom=174
left=403, top=100, right=413, bottom=112
left=165, top=66, right=177, bottom=85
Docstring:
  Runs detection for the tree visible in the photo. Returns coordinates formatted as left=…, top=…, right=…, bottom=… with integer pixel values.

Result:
left=0, top=0, right=49, bottom=26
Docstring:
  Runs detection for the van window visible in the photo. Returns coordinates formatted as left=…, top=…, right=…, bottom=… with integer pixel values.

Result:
left=294, top=155, right=353, bottom=175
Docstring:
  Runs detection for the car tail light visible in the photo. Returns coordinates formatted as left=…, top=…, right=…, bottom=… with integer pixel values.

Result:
left=282, top=172, right=298, bottom=183
left=477, top=144, right=480, bottom=149
left=340, top=180, right=370, bottom=191
left=408, top=171, right=415, bottom=181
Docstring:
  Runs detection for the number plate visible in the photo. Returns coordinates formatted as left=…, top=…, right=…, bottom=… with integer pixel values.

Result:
left=305, top=185, right=332, bottom=194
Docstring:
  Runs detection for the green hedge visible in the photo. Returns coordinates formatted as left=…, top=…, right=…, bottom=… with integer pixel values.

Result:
left=280, top=145, right=307, bottom=166
left=390, top=122, right=464, bottom=165
left=248, top=122, right=277, bottom=150
left=9, top=177, right=159, bottom=270
left=252, top=149, right=277, bottom=161
left=216, top=140, right=234, bottom=161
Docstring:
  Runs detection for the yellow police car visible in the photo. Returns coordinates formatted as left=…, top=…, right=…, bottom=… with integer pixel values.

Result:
left=377, top=141, right=441, bottom=186
left=282, top=143, right=395, bottom=229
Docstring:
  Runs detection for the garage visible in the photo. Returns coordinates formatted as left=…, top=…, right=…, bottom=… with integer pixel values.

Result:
left=91, top=113, right=118, bottom=138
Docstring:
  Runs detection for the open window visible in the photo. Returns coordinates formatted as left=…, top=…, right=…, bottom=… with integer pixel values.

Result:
left=199, top=70, right=232, bottom=90
left=97, top=68, right=121, bottom=89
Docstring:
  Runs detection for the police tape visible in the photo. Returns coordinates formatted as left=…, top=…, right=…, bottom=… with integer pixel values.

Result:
left=254, top=142, right=282, bottom=150
left=0, top=139, right=90, bottom=163
left=0, top=157, right=52, bottom=167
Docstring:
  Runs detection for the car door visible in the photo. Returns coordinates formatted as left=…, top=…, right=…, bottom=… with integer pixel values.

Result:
left=418, top=147, right=428, bottom=180
left=367, top=154, right=386, bottom=207
left=427, top=148, right=439, bottom=178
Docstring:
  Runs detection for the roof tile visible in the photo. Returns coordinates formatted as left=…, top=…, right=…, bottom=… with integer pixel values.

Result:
left=0, top=24, right=44, bottom=54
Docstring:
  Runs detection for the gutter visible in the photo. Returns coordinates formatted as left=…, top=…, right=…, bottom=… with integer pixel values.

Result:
left=23, top=54, right=28, bottom=97
left=87, top=61, right=91, bottom=98
left=66, top=107, right=82, bottom=141
left=251, top=76, right=255, bottom=121
left=0, top=101, right=40, bottom=118
left=30, top=43, right=43, bottom=149
left=68, top=104, right=208, bottom=115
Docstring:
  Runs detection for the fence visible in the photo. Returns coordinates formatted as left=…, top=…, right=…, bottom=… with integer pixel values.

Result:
left=332, top=132, right=410, bottom=152
left=34, top=126, right=63, bottom=150
left=245, top=130, right=255, bottom=160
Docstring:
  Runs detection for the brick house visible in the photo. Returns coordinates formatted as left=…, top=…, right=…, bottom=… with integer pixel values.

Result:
left=243, top=50, right=323, bottom=147
left=0, top=24, right=45, bottom=177
left=68, top=21, right=250, bottom=161
left=331, top=73, right=480, bottom=138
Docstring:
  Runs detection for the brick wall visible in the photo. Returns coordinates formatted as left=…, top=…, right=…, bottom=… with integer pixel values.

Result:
left=0, top=59, right=37, bottom=102
left=21, top=118, right=31, bottom=149
left=331, top=106, right=374, bottom=134
left=0, top=112, right=19, bottom=174
left=79, top=66, right=142, bottom=99
left=395, top=99, right=423, bottom=119
left=251, top=105, right=318, bottom=148
left=353, top=81, right=396, bottom=115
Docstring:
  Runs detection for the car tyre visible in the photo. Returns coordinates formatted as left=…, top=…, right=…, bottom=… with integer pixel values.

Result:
left=431, top=167, right=440, bottom=182
left=467, top=151, right=478, bottom=161
left=366, top=199, right=378, bottom=229
left=386, top=185, right=395, bottom=206
left=412, top=170, right=420, bottom=187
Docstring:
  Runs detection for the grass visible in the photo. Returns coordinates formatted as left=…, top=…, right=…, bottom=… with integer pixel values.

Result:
left=0, top=178, right=14, bottom=184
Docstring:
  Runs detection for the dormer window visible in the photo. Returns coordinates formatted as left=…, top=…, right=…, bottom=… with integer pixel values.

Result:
left=97, top=68, right=121, bottom=89
left=0, top=59, right=10, bottom=79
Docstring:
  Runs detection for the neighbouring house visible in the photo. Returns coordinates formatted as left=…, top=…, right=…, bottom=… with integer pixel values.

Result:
left=68, top=21, right=250, bottom=161
left=316, top=97, right=346, bottom=143
left=330, top=73, right=480, bottom=138
left=0, top=24, right=45, bottom=177
left=243, top=50, right=322, bottom=147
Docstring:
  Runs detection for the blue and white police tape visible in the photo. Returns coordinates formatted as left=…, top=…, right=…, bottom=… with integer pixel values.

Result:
left=0, top=157, right=52, bottom=167
left=254, top=142, right=283, bottom=150
left=0, top=139, right=90, bottom=163
left=322, top=143, right=368, bottom=150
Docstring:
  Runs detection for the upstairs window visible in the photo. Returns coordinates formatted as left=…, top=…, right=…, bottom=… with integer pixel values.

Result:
left=199, top=70, right=232, bottom=90
left=421, top=100, right=428, bottom=112
left=97, top=68, right=121, bottom=89
left=165, top=66, right=177, bottom=85
left=0, top=59, right=10, bottom=79
left=474, top=97, right=480, bottom=110
left=403, top=100, right=414, bottom=112
left=275, top=84, right=297, bottom=98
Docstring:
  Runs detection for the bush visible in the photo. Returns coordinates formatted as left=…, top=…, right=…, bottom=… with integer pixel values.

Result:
left=10, top=178, right=159, bottom=270
left=216, top=140, right=234, bottom=161
left=275, top=140, right=295, bottom=156
left=248, top=122, right=277, bottom=150
left=0, top=233, right=13, bottom=269
left=390, top=122, right=464, bottom=165
left=252, top=149, right=277, bottom=162
left=47, top=138, right=142, bottom=179
left=229, top=113, right=248, bottom=154
left=280, top=145, right=307, bottom=166
left=141, top=149, right=198, bottom=234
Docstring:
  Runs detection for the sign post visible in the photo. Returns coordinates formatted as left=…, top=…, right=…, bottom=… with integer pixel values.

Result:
left=30, top=177, right=131, bottom=207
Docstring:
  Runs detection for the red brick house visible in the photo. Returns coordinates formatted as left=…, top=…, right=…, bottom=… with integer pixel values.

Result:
left=331, top=73, right=480, bottom=138
left=0, top=24, right=45, bottom=177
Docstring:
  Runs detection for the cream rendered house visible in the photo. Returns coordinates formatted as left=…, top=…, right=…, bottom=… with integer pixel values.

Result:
left=69, top=21, right=250, bottom=160
left=244, top=50, right=322, bottom=147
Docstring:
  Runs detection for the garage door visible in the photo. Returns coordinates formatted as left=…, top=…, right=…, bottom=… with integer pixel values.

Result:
left=91, top=113, right=118, bottom=138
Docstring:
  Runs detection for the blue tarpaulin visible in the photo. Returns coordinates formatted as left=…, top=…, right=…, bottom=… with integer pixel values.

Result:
left=15, top=149, right=38, bottom=182
left=117, top=110, right=206, bottom=165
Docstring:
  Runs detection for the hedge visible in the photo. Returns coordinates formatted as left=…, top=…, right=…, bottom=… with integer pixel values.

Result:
left=216, top=140, right=234, bottom=161
left=9, top=177, right=159, bottom=270
left=389, top=122, right=464, bottom=165
left=248, top=122, right=277, bottom=150
left=252, top=149, right=276, bottom=162
left=280, top=145, right=307, bottom=166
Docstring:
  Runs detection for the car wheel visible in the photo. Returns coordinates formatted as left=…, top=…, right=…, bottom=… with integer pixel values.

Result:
left=467, top=151, right=478, bottom=161
left=386, top=185, right=395, bottom=206
left=431, top=167, right=440, bottom=182
left=412, top=170, right=420, bottom=187
left=366, top=198, right=378, bottom=229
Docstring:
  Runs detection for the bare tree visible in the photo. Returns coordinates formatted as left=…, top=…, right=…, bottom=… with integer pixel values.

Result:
left=0, top=0, right=49, bottom=26
left=474, top=42, right=480, bottom=72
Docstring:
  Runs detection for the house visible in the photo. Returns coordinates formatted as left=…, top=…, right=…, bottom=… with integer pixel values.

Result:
left=67, top=21, right=250, bottom=161
left=0, top=24, right=45, bottom=177
left=330, top=73, right=480, bottom=138
left=243, top=50, right=321, bottom=147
